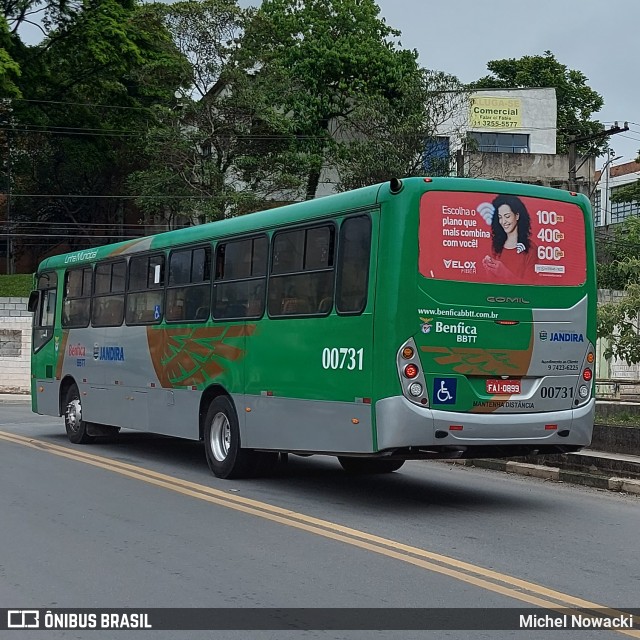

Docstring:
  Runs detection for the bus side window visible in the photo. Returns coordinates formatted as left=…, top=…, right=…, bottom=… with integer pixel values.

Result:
left=92, top=260, right=125, bottom=327
left=62, top=266, right=92, bottom=328
left=269, top=225, right=335, bottom=318
left=336, top=215, right=371, bottom=315
left=213, top=236, right=267, bottom=320
left=126, top=254, right=165, bottom=325
left=166, top=246, right=211, bottom=323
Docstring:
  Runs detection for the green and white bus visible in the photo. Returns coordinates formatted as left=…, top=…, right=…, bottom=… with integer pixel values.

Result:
left=29, top=177, right=596, bottom=478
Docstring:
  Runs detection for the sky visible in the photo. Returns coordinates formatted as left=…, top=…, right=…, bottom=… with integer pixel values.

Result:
left=368, top=0, right=640, bottom=169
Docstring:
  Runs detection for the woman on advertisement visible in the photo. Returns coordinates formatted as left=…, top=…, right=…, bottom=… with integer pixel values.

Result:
left=479, top=195, right=537, bottom=283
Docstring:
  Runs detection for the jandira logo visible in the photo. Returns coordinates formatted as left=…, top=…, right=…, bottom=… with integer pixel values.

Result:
left=93, top=344, right=126, bottom=361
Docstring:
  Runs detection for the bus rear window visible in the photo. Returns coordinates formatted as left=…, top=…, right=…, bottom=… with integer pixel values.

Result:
left=419, top=191, right=587, bottom=286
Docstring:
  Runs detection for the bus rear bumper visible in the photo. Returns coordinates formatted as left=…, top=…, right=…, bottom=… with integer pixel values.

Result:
left=375, top=396, right=594, bottom=457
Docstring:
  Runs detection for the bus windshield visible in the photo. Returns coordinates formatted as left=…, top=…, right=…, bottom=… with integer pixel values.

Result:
left=419, top=191, right=586, bottom=286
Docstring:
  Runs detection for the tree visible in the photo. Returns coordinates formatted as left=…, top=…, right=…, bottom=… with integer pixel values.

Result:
left=239, top=0, right=423, bottom=199
left=129, top=0, right=312, bottom=224
left=612, top=180, right=640, bottom=204
left=334, top=70, right=470, bottom=190
left=472, top=51, right=605, bottom=155
left=597, top=216, right=640, bottom=364
left=1, top=0, right=190, bottom=264
left=0, top=16, right=21, bottom=97
left=609, top=149, right=640, bottom=209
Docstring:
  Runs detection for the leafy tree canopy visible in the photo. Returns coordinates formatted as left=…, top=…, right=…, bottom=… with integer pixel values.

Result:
left=1, top=0, right=190, bottom=262
left=472, top=51, right=605, bottom=155
left=610, top=149, right=640, bottom=207
left=597, top=216, right=640, bottom=289
left=335, top=69, right=469, bottom=190
left=239, top=0, right=423, bottom=199
left=597, top=216, right=640, bottom=364
left=0, top=16, right=21, bottom=97
left=130, top=0, right=313, bottom=223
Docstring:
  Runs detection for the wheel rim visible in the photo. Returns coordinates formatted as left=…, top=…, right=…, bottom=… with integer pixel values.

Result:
left=66, top=397, right=82, bottom=433
left=210, top=412, right=231, bottom=462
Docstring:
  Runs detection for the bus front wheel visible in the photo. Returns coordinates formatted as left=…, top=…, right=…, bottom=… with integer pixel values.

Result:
left=64, top=383, right=94, bottom=445
left=204, top=396, right=257, bottom=479
left=338, top=457, right=405, bottom=474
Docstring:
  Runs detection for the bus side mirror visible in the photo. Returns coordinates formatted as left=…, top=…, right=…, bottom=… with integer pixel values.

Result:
left=28, top=290, right=40, bottom=313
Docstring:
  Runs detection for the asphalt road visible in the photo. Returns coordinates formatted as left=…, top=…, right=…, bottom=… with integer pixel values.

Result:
left=1, top=403, right=639, bottom=639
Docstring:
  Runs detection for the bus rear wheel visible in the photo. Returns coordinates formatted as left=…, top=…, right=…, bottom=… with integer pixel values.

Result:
left=64, top=383, right=95, bottom=445
left=204, top=396, right=258, bottom=479
left=338, top=457, right=405, bottom=474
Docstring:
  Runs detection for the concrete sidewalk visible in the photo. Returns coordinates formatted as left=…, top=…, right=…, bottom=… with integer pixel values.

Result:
left=455, top=450, right=640, bottom=496
left=0, top=393, right=30, bottom=404
left=2, top=393, right=639, bottom=494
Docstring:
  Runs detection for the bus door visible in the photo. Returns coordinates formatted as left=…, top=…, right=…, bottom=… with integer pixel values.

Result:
left=29, top=272, right=59, bottom=414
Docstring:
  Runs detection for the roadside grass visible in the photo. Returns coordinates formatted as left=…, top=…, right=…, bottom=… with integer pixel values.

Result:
left=0, top=274, right=33, bottom=297
left=595, top=411, right=640, bottom=428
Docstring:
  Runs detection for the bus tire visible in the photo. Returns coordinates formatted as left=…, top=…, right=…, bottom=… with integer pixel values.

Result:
left=64, top=383, right=95, bottom=445
left=338, top=457, right=405, bottom=474
left=204, top=396, right=256, bottom=479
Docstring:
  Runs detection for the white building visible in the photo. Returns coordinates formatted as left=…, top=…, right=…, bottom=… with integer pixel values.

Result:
left=426, top=87, right=557, bottom=168
left=593, top=159, right=640, bottom=227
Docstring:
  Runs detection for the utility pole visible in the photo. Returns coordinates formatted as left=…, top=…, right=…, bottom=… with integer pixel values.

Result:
left=568, top=122, right=629, bottom=192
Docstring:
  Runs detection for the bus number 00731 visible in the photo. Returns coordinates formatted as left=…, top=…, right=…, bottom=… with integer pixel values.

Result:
left=322, top=347, right=364, bottom=371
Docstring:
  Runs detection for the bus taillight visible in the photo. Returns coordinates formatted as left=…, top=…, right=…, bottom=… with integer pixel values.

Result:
left=404, top=364, right=419, bottom=379
left=582, top=368, right=593, bottom=381
left=397, top=338, right=428, bottom=406
left=401, top=346, right=414, bottom=359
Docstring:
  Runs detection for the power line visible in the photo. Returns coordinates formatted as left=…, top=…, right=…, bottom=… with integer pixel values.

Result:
left=13, top=97, right=156, bottom=112
left=10, top=221, right=147, bottom=228
left=9, top=193, right=216, bottom=199
left=0, top=233, right=141, bottom=239
left=618, top=134, right=640, bottom=144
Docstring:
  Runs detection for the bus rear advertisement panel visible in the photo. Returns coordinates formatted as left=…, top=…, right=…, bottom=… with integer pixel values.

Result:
left=29, top=178, right=596, bottom=478
left=419, top=191, right=586, bottom=286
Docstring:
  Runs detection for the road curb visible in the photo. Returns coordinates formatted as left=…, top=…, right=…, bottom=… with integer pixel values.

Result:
left=506, top=461, right=559, bottom=480
left=455, top=459, right=640, bottom=495
left=0, top=396, right=31, bottom=405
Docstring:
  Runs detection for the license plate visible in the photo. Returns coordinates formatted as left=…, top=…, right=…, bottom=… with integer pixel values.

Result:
left=486, top=379, right=521, bottom=395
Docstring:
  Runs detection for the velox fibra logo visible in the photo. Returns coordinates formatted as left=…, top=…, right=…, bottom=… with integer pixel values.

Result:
left=420, top=317, right=433, bottom=334
left=433, top=320, right=477, bottom=344
left=8, top=610, right=39, bottom=628
left=443, top=259, right=476, bottom=274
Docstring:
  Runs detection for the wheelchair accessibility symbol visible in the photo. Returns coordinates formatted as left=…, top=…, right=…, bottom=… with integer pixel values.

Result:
left=433, top=377, right=457, bottom=404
